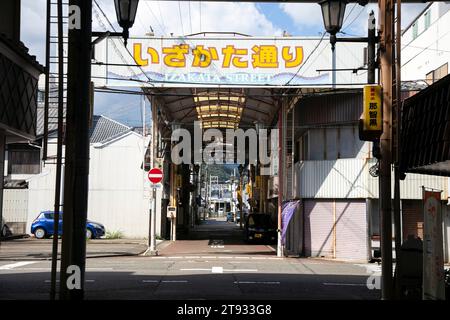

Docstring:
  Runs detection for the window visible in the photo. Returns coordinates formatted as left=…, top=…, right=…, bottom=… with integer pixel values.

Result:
left=7, top=145, right=41, bottom=174
left=412, top=22, right=418, bottom=39
left=424, top=11, right=431, bottom=30
left=37, top=90, right=45, bottom=103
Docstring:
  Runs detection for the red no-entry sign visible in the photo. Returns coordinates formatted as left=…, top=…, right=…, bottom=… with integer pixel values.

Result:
left=148, top=168, right=163, bottom=184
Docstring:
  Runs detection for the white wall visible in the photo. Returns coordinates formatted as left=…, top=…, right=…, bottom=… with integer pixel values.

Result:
left=25, top=132, right=153, bottom=238
left=402, top=3, right=450, bottom=81
left=295, top=158, right=448, bottom=200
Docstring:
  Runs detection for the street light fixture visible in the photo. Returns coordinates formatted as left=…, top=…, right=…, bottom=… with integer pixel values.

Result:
left=114, top=0, right=140, bottom=46
left=319, top=0, right=347, bottom=49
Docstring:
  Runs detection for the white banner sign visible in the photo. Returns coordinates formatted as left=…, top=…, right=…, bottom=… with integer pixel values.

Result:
left=92, top=36, right=367, bottom=88
left=422, top=188, right=445, bottom=300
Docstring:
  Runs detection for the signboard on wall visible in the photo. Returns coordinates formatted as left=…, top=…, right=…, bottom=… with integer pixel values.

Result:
left=92, top=36, right=367, bottom=88
left=359, top=84, right=382, bottom=141
left=422, top=188, right=445, bottom=300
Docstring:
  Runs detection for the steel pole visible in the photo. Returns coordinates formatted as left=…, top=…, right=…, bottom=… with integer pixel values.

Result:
left=49, top=0, right=65, bottom=300
left=59, top=0, right=92, bottom=300
left=378, top=0, right=394, bottom=300
left=149, top=97, right=158, bottom=254
left=277, top=101, right=283, bottom=258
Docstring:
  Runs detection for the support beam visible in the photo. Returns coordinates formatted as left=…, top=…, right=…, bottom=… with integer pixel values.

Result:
left=0, top=131, right=5, bottom=241
left=59, top=0, right=92, bottom=300
left=378, top=0, right=394, bottom=300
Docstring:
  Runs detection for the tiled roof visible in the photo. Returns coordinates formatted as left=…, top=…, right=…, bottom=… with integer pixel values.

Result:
left=0, top=33, right=44, bottom=72
left=37, top=106, right=132, bottom=144
left=89, top=115, right=132, bottom=144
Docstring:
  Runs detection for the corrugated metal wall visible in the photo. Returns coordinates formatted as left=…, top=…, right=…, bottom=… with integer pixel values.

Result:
left=2, top=189, right=29, bottom=235
left=295, top=159, right=373, bottom=199
left=295, top=91, right=363, bottom=127
left=2, top=189, right=28, bottom=223
left=295, top=158, right=448, bottom=200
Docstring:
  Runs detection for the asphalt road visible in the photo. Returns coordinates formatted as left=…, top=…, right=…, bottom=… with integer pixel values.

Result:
left=0, top=218, right=381, bottom=300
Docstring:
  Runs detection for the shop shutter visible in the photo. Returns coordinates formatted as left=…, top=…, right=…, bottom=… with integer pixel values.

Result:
left=335, top=200, right=368, bottom=260
left=402, top=200, right=423, bottom=240
left=304, top=200, right=334, bottom=257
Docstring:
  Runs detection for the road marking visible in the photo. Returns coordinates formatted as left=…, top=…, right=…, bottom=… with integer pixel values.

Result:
left=161, top=280, right=188, bottom=283
left=0, top=261, right=37, bottom=270
left=212, top=267, right=223, bottom=273
left=142, top=280, right=159, bottom=283
left=231, top=269, right=258, bottom=272
left=250, top=257, right=266, bottom=260
left=234, top=281, right=280, bottom=285
left=180, top=267, right=258, bottom=273
left=44, top=280, right=95, bottom=283
left=323, top=282, right=366, bottom=287
left=265, top=245, right=277, bottom=252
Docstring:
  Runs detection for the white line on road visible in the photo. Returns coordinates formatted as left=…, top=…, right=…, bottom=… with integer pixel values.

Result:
left=161, top=280, right=188, bottom=283
left=142, top=280, right=159, bottom=283
left=234, top=281, right=280, bottom=285
left=323, top=283, right=366, bottom=287
left=180, top=267, right=258, bottom=273
left=44, top=280, right=95, bottom=283
left=212, top=267, right=223, bottom=273
left=0, top=261, right=37, bottom=270
left=231, top=269, right=258, bottom=272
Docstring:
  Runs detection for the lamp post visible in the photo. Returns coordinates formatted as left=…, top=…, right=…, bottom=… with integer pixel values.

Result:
left=114, top=0, right=140, bottom=46
left=319, top=0, right=346, bottom=87
left=319, top=1, right=378, bottom=84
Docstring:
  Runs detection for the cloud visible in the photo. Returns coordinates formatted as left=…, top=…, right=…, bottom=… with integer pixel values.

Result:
left=21, top=0, right=47, bottom=64
left=92, top=0, right=282, bottom=37
left=280, top=2, right=429, bottom=36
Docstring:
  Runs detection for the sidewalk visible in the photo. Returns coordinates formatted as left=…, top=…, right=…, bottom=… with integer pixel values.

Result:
left=0, top=238, right=165, bottom=261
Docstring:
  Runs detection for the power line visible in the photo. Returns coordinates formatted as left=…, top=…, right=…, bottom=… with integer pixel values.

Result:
left=143, top=0, right=167, bottom=35
left=199, top=1, right=202, bottom=32
left=156, top=1, right=167, bottom=34
left=342, top=3, right=357, bottom=26
left=178, top=1, right=185, bottom=35
left=341, top=6, right=365, bottom=33
left=188, top=1, right=193, bottom=34
left=92, top=0, right=154, bottom=86
left=284, top=32, right=326, bottom=86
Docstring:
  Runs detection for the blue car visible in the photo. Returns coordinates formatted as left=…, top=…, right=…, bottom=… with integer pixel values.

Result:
left=31, top=211, right=105, bottom=239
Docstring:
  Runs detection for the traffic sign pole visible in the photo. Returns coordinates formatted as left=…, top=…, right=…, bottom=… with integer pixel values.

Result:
left=147, top=167, right=162, bottom=256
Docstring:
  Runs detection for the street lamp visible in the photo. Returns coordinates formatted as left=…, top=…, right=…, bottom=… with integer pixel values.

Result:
left=319, top=0, right=347, bottom=49
left=114, top=0, right=140, bottom=46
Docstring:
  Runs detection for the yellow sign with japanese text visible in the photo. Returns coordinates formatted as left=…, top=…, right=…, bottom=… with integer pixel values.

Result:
left=361, top=85, right=382, bottom=140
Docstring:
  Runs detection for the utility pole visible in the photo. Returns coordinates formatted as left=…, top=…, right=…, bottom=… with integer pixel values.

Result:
left=59, top=0, right=92, bottom=300
left=378, top=0, right=394, bottom=300
left=393, top=0, right=403, bottom=298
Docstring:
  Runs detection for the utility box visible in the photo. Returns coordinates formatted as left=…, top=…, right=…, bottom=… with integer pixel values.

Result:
left=396, top=235, right=423, bottom=299
left=167, top=206, right=176, bottom=219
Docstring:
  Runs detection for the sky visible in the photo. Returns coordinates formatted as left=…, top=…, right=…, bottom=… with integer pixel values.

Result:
left=21, top=0, right=428, bottom=127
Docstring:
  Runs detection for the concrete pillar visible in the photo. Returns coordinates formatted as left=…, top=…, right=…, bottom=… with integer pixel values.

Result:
left=0, top=131, right=5, bottom=238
